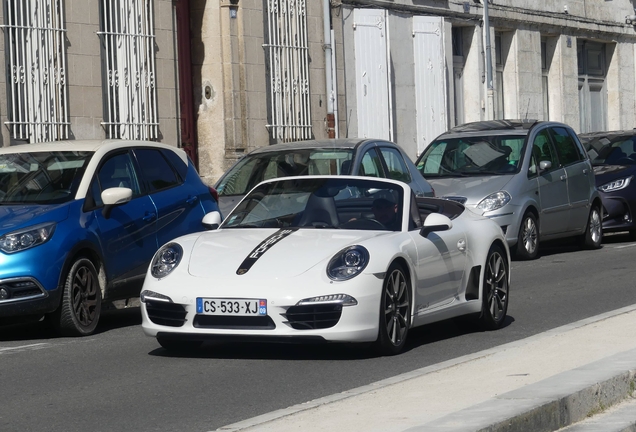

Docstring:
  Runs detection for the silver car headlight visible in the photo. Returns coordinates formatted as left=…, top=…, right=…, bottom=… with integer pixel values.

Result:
left=327, top=245, right=369, bottom=281
left=151, top=243, right=183, bottom=279
left=599, top=176, right=632, bottom=192
left=0, top=222, right=56, bottom=254
left=477, top=191, right=511, bottom=212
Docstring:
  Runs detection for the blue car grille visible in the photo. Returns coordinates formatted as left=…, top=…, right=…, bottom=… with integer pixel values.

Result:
left=145, top=300, right=187, bottom=327
left=0, top=278, right=46, bottom=303
left=283, top=304, right=342, bottom=330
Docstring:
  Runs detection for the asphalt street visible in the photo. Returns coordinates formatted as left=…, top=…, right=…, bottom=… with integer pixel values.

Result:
left=1, top=234, right=635, bottom=432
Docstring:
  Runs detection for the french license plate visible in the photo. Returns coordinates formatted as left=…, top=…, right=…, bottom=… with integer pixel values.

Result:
left=196, top=298, right=267, bottom=316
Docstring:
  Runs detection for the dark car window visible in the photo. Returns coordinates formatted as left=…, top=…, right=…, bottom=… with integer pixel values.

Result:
left=97, top=152, right=142, bottom=196
left=135, top=149, right=180, bottom=192
left=530, top=129, right=558, bottom=175
left=549, top=127, right=582, bottom=166
left=379, top=147, right=412, bottom=183
left=160, top=148, right=188, bottom=181
left=358, top=148, right=384, bottom=177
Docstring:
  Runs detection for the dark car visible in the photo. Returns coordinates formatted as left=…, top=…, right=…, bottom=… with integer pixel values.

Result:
left=580, top=130, right=636, bottom=239
left=214, top=139, right=435, bottom=216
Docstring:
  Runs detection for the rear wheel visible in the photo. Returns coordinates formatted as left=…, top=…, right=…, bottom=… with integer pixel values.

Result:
left=479, top=245, right=509, bottom=330
left=55, top=258, right=101, bottom=336
left=581, top=205, right=602, bottom=249
left=515, top=212, right=539, bottom=260
left=375, top=263, right=411, bottom=356
left=157, top=337, right=203, bottom=352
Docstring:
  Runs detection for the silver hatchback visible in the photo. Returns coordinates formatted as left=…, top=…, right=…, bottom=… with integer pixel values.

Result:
left=415, top=120, right=602, bottom=259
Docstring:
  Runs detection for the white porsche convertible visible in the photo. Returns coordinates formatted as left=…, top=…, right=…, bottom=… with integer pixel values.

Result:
left=140, top=176, right=510, bottom=355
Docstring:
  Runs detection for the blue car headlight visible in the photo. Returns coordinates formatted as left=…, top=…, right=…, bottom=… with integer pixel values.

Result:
left=599, top=176, right=632, bottom=192
left=151, top=243, right=183, bottom=279
left=477, top=191, right=511, bottom=212
left=0, top=222, right=56, bottom=254
left=327, top=245, right=369, bottom=281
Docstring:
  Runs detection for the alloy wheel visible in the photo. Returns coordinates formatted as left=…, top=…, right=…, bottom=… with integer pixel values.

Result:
left=485, top=250, right=508, bottom=323
left=589, top=208, right=602, bottom=245
left=71, top=264, right=99, bottom=327
left=382, top=269, right=409, bottom=346
left=521, top=217, right=537, bottom=255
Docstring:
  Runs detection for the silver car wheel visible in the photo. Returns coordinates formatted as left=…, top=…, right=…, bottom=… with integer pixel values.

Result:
left=485, top=250, right=508, bottom=323
left=589, top=207, right=602, bottom=244
left=383, top=268, right=409, bottom=346
left=522, top=217, right=538, bottom=254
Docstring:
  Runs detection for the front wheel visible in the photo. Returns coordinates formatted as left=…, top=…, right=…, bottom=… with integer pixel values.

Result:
left=479, top=245, right=509, bottom=330
left=55, top=258, right=102, bottom=336
left=581, top=205, right=602, bottom=249
left=375, top=263, right=411, bottom=356
left=515, top=212, right=539, bottom=260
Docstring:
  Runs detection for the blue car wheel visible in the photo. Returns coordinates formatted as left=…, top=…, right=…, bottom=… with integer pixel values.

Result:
left=55, top=258, right=102, bottom=336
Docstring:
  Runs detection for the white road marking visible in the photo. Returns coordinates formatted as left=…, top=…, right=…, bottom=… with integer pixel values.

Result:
left=0, top=343, right=50, bottom=353
left=613, top=243, right=636, bottom=249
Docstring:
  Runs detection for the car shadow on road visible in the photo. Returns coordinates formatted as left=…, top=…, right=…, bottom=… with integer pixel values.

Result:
left=148, top=314, right=516, bottom=360
left=0, top=307, right=142, bottom=342
left=518, top=231, right=634, bottom=260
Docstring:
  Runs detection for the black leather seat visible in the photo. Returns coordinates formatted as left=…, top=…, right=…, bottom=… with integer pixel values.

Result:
left=297, top=194, right=340, bottom=227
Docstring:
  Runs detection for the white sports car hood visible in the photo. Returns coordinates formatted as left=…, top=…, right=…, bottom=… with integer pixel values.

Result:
left=187, top=228, right=385, bottom=279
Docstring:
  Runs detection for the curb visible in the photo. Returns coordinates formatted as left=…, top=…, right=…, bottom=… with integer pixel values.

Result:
left=404, top=348, right=636, bottom=432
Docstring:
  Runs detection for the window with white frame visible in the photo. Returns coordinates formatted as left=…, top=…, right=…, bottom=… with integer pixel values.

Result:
left=97, top=0, right=158, bottom=140
left=541, top=39, right=549, bottom=121
left=264, top=0, right=312, bottom=142
left=577, top=41, right=607, bottom=133
left=452, top=27, right=465, bottom=126
left=1, top=0, right=69, bottom=142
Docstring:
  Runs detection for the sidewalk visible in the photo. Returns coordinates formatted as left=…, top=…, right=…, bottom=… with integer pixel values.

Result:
left=217, top=305, right=636, bottom=432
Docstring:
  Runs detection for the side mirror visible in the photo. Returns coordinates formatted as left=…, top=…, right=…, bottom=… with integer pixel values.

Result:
left=539, top=160, right=552, bottom=171
left=419, top=213, right=452, bottom=237
left=202, top=211, right=222, bottom=230
left=101, top=187, right=132, bottom=219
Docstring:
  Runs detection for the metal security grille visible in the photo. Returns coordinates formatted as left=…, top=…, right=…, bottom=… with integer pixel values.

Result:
left=1, top=0, right=69, bottom=142
left=264, top=0, right=312, bottom=142
left=97, top=0, right=158, bottom=140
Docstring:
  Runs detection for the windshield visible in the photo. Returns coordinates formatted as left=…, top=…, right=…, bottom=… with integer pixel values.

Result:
left=216, top=148, right=354, bottom=196
left=584, top=135, right=636, bottom=165
left=0, top=151, right=92, bottom=204
left=417, top=135, right=526, bottom=177
left=222, top=177, right=404, bottom=231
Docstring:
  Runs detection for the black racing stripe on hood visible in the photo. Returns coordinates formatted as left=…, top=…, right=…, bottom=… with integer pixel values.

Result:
left=236, top=228, right=298, bottom=275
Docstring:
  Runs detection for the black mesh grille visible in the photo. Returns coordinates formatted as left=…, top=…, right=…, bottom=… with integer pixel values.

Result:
left=283, top=304, right=342, bottom=330
left=146, top=301, right=187, bottom=327
left=193, top=315, right=275, bottom=330
left=0, top=279, right=44, bottom=300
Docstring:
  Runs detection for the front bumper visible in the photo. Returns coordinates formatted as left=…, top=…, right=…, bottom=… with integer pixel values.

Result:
left=599, top=194, right=636, bottom=233
left=0, top=279, right=61, bottom=318
left=140, top=273, right=383, bottom=343
left=467, top=204, right=520, bottom=247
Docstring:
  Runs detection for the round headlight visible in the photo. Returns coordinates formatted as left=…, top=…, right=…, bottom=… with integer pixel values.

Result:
left=327, top=245, right=369, bottom=281
left=151, top=243, right=183, bottom=279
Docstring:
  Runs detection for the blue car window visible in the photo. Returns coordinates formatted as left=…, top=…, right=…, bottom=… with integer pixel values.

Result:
left=160, top=148, right=188, bottom=181
left=98, top=152, right=142, bottom=196
left=134, top=149, right=180, bottom=193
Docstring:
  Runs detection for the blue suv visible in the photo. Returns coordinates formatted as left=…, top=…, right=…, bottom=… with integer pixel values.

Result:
left=0, top=140, right=219, bottom=335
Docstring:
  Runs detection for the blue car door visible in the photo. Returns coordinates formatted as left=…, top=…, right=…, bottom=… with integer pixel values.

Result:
left=133, top=148, right=205, bottom=248
left=88, top=151, right=158, bottom=298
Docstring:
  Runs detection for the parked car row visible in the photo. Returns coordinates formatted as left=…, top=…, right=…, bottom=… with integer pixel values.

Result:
left=0, top=121, right=626, bottom=354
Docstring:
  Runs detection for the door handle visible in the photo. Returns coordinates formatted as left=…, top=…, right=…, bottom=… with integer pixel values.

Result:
left=186, top=195, right=199, bottom=205
left=560, top=175, right=567, bottom=181
left=143, top=212, right=156, bottom=222
left=583, top=169, right=588, bottom=175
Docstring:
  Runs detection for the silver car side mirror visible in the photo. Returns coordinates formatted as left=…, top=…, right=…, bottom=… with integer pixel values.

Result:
left=539, top=160, right=552, bottom=171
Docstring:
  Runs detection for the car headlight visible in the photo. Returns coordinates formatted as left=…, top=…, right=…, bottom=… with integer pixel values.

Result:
left=599, top=176, right=632, bottom=192
left=327, top=245, right=369, bottom=281
left=477, top=191, right=511, bottom=212
left=0, top=222, right=56, bottom=254
left=151, top=243, right=183, bottom=279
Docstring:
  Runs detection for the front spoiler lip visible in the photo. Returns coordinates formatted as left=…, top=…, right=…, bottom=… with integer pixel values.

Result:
left=156, top=332, right=328, bottom=344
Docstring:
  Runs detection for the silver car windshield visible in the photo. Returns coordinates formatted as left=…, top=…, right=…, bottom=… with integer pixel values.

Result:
left=417, top=135, right=526, bottom=177
left=0, top=151, right=93, bottom=204
left=216, top=148, right=354, bottom=197
left=222, top=177, right=404, bottom=231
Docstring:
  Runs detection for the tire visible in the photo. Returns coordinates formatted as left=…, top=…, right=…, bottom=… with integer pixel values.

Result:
left=55, top=258, right=102, bottom=336
left=375, top=263, right=411, bottom=356
left=157, top=337, right=203, bottom=352
left=515, top=212, right=539, bottom=260
left=479, top=245, right=509, bottom=330
left=581, top=205, right=603, bottom=249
